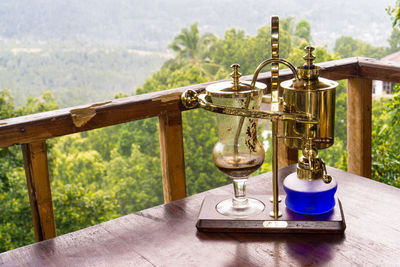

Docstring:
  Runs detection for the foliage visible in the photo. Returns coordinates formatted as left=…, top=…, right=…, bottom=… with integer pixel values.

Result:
left=0, top=168, right=34, bottom=251
left=209, top=18, right=297, bottom=76
left=387, top=0, right=400, bottom=28
left=371, top=85, right=400, bottom=187
left=0, top=91, right=60, bottom=251
left=334, top=36, right=388, bottom=59
left=295, top=19, right=312, bottom=43
left=388, top=27, right=400, bottom=53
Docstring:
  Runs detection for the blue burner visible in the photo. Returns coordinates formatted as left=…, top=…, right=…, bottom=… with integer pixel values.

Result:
left=283, top=172, right=337, bottom=215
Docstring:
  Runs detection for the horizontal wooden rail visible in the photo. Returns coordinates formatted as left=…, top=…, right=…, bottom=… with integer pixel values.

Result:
left=1, top=58, right=400, bottom=149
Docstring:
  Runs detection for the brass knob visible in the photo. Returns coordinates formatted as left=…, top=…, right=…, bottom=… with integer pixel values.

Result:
left=230, top=63, right=241, bottom=91
left=181, top=89, right=199, bottom=109
left=322, top=174, right=333, bottom=184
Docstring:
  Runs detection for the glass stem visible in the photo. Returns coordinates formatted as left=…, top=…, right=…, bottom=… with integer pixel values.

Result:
left=232, top=178, right=249, bottom=208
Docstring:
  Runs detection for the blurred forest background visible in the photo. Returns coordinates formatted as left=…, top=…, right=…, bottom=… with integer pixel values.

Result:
left=1, top=0, right=400, bottom=252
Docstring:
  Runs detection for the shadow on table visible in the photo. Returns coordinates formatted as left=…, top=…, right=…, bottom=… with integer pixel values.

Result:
left=196, top=231, right=345, bottom=266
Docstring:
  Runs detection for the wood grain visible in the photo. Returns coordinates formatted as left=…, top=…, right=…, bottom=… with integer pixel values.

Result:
left=358, top=57, right=400, bottom=82
left=21, top=141, right=56, bottom=241
left=158, top=110, right=187, bottom=202
left=347, top=78, right=372, bottom=178
left=1, top=165, right=400, bottom=266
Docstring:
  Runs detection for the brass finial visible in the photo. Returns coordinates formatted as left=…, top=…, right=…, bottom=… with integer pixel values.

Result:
left=230, top=63, right=241, bottom=91
left=303, top=46, right=315, bottom=67
left=298, top=46, right=320, bottom=84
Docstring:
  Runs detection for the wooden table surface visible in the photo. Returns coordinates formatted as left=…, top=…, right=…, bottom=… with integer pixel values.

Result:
left=1, top=165, right=400, bottom=266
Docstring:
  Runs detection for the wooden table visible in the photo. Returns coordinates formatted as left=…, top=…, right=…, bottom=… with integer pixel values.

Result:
left=1, top=165, right=400, bottom=266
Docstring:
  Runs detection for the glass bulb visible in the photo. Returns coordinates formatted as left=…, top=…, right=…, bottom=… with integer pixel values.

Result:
left=211, top=93, right=265, bottom=218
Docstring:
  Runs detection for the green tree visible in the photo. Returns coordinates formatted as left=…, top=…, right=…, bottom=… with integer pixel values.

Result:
left=371, top=85, right=400, bottom=187
left=295, top=19, right=312, bottom=43
left=168, top=23, right=220, bottom=77
left=209, top=21, right=294, bottom=76
left=387, top=0, right=400, bottom=27
left=0, top=168, right=34, bottom=251
left=104, top=144, right=164, bottom=213
left=388, top=27, right=400, bottom=53
left=334, top=36, right=388, bottom=59
left=0, top=90, right=61, bottom=252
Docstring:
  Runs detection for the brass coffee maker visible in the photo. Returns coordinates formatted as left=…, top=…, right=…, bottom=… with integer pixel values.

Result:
left=181, top=17, right=345, bottom=233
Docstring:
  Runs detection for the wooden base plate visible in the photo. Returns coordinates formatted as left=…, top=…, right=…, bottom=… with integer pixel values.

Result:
left=196, top=195, right=346, bottom=233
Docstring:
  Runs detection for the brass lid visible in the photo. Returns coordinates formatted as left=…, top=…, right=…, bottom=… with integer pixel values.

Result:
left=280, top=46, right=338, bottom=91
left=206, top=64, right=267, bottom=98
left=280, top=77, right=338, bottom=91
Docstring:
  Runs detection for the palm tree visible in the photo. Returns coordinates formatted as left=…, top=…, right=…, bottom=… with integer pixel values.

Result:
left=168, top=23, right=220, bottom=77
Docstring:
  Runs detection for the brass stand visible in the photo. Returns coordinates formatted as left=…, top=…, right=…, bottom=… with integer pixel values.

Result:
left=196, top=195, right=345, bottom=233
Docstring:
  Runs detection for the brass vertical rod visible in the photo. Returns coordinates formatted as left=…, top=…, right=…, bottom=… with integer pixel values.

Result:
left=271, top=16, right=280, bottom=112
left=270, top=119, right=281, bottom=219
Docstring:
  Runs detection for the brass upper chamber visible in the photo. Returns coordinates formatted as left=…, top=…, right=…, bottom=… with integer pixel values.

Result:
left=281, top=46, right=337, bottom=150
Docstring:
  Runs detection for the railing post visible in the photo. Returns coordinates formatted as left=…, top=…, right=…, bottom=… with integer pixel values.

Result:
left=21, top=141, right=56, bottom=241
left=347, top=78, right=372, bottom=178
left=158, top=110, right=187, bottom=203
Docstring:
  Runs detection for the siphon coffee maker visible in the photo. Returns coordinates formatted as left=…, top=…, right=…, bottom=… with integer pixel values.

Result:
left=181, top=16, right=345, bottom=233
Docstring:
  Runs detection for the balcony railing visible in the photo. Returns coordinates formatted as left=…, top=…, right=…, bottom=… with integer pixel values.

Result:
left=0, top=57, right=399, bottom=243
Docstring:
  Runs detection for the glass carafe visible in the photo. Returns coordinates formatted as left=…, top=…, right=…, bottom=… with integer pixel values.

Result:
left=211, top=88, right=265, bottom=218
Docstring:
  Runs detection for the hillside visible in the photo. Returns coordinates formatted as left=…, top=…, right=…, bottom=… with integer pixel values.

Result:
left=0, top=41, right=169, bottom=107
left=0, top=0, right=395, bottom=106
left=0, top=0, right=394, bottom=50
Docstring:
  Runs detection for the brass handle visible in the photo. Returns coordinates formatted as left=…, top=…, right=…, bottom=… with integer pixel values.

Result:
left=250, top=58, right=300, bottom=89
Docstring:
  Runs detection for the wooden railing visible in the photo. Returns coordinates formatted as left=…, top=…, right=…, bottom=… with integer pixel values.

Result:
left=1, top=57, right=400, bottom=243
